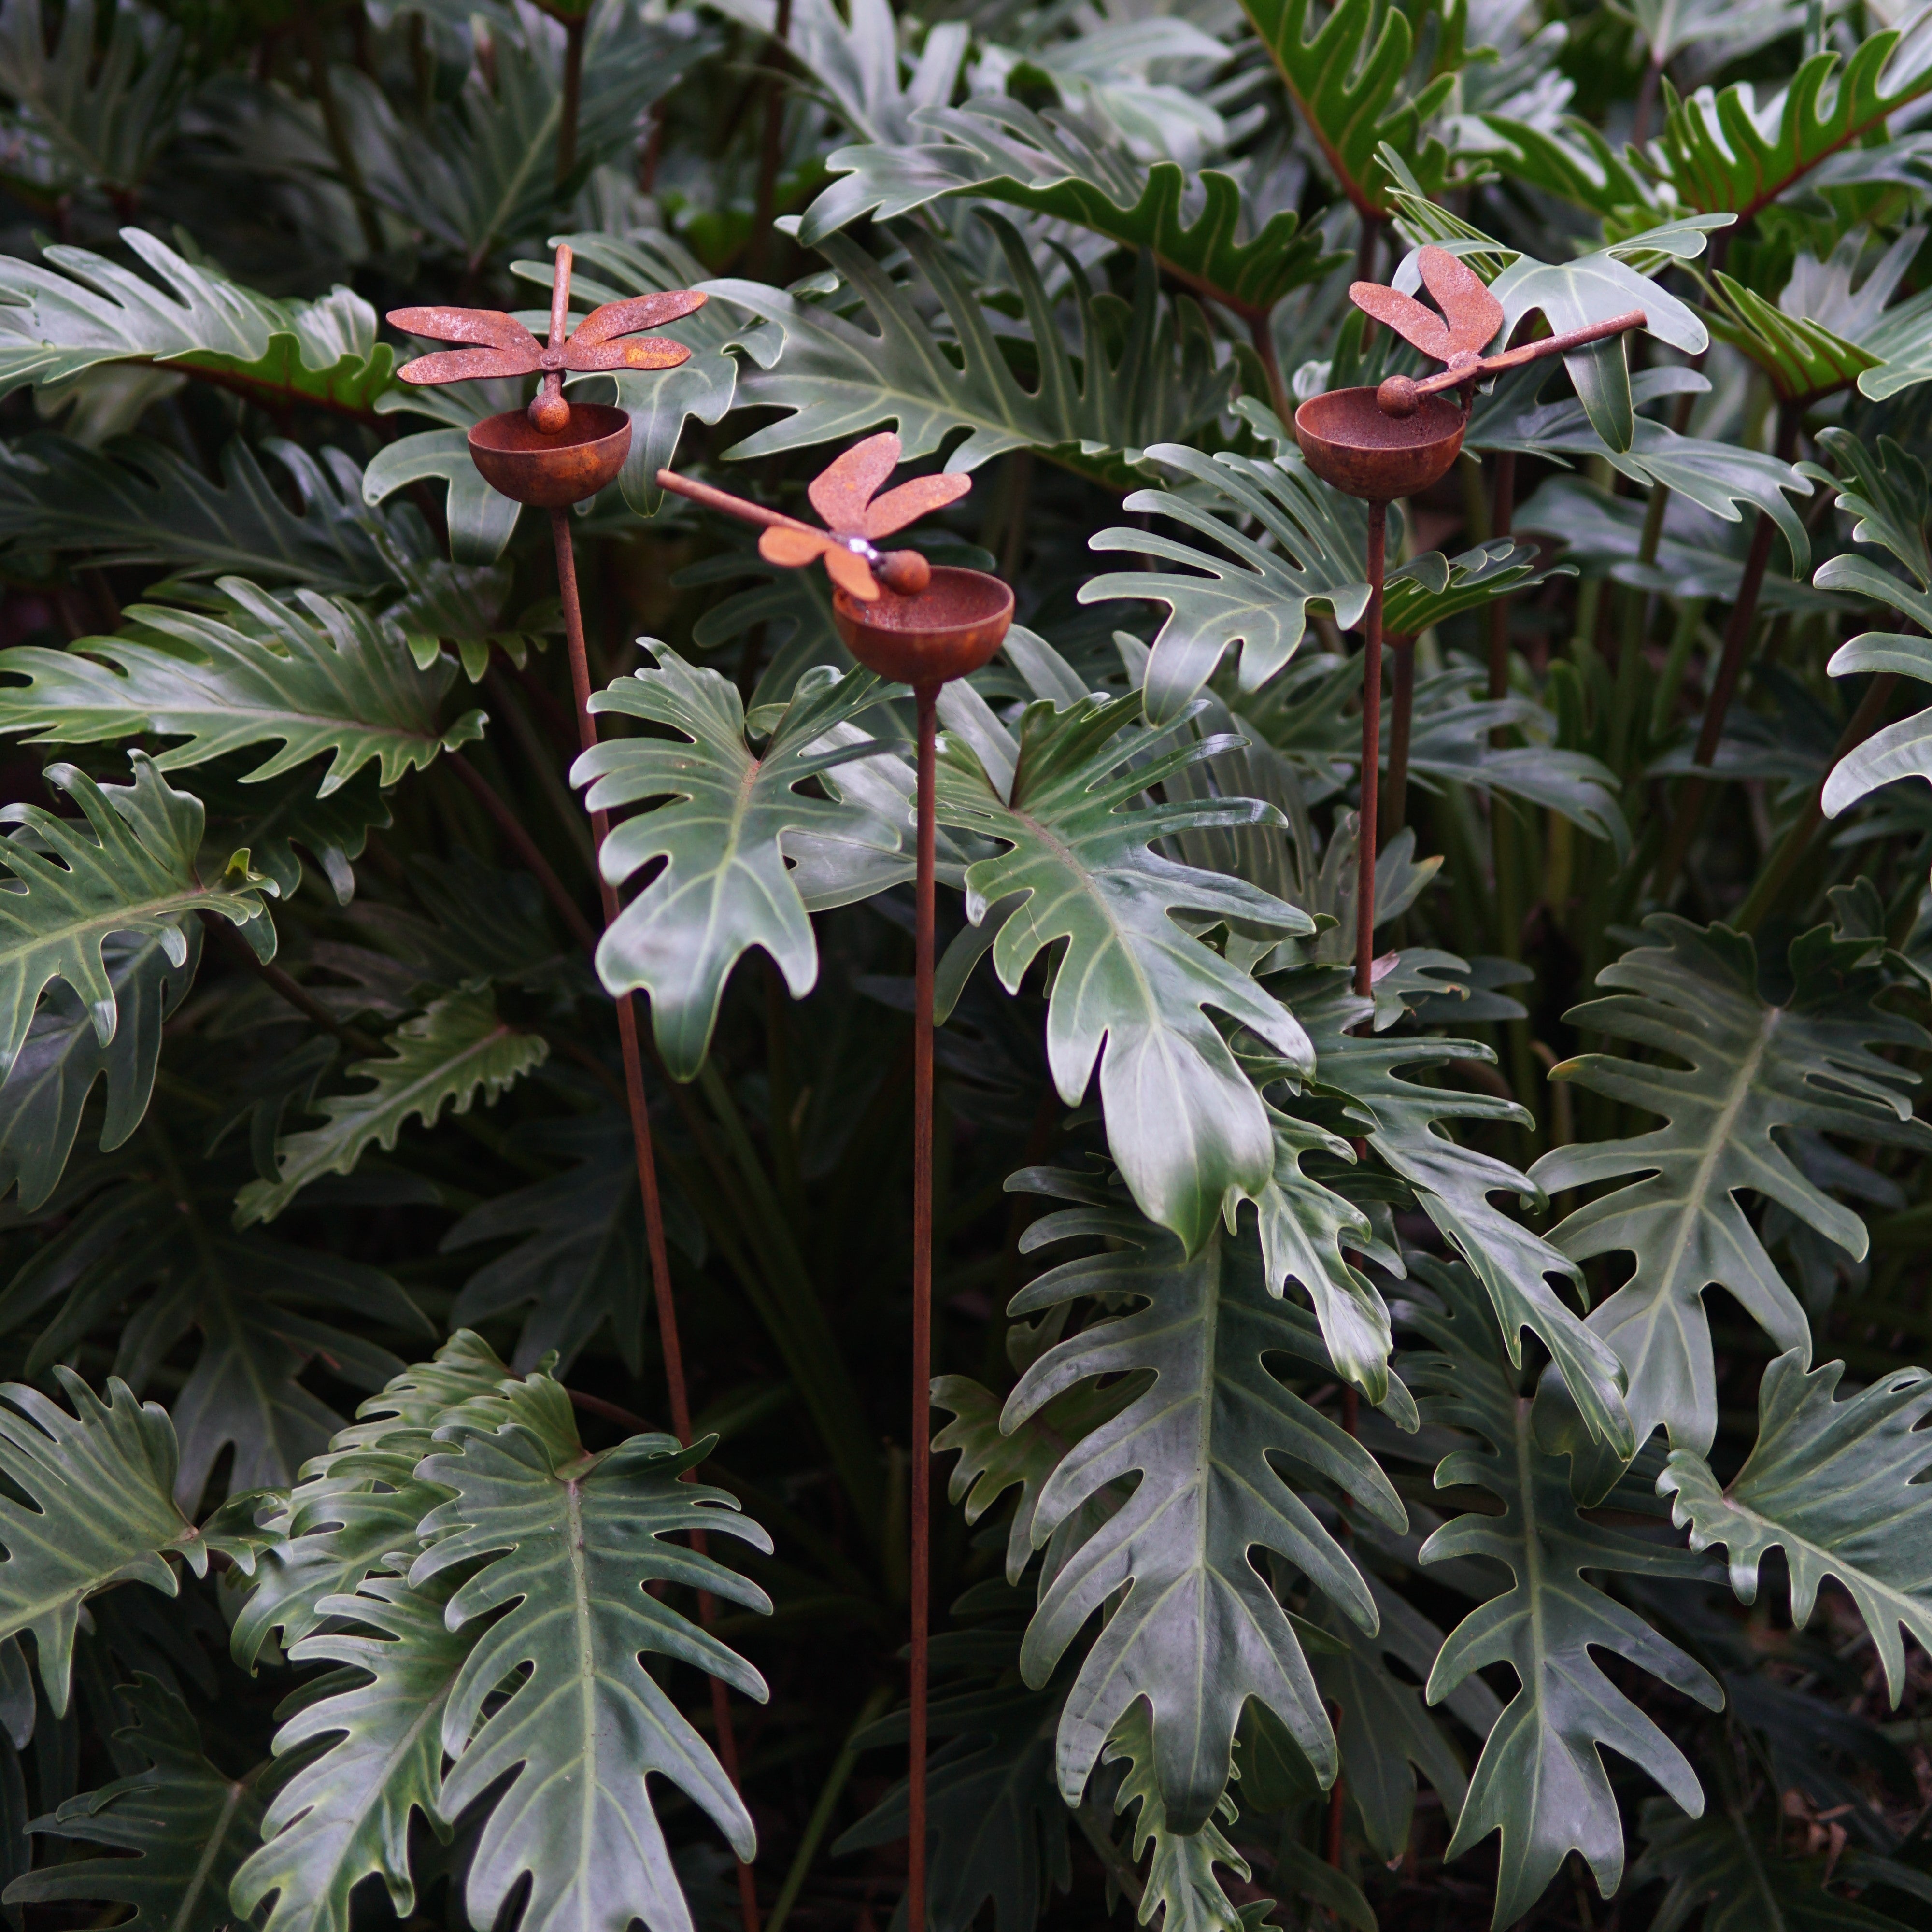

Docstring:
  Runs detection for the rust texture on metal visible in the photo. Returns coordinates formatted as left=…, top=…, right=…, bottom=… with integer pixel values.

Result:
left=386, top=242, right=704, bottom=482
left=831, top=566, right=1013, bottom=686
left=1294, top=387, right=1469, bottom=503
left=657, top=430, right=971, bottom=601
left=1347, top=244, right=1646, bottom=420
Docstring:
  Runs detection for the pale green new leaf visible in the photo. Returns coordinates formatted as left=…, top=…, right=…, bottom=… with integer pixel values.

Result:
left=1816, top=552, right=1932, bottom=815
left=1003, top=1176, right=1403, bottom=1827
left=800, top=98, right=1341, bottom=321
left=3, top=1677, right=264, bottom=1932
left=1530, top=917, right=1931, bottom=1453
left=1658, top=1350, right=1932, bottom=1702
left=1411, top=1265, right=1723, bottom=1929
left=937, top=693, right=1315, bottom=1250
left=0, top=227, right=394, bottom=416
left=236, top=986, right=548, bottom=1225
left=0, top=579, right=483, bottom=794
left=576, top=652, right=898, bottom=1081
left=0, top=753, right=270, bottom=1083
left=1079, top=442, right=1370, bottom=725
left=704, top=215, right=1228, bottom=489
left=1804, top=426, right=1932, bottom=589
left=0, top=925, right=199, bottom=1210
left=0, top=1369, right=233, bottom=1715
left=411, top=1383, right=773, bottom=1932
left=232, top=1572, right=471, bottom=1932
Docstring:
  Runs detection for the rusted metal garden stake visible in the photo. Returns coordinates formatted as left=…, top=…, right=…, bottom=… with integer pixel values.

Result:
left=1295, top=246, right=1646, bottom=1002
left=388, top=253, right=768, bottom=1932
left=658, top=438, right=1006, bottom=1932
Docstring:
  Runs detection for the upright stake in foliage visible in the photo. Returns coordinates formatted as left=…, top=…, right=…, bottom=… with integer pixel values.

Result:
left=382, top=250, right=767, bottom=1927
left=656, top=436, right=1010, bottom=1932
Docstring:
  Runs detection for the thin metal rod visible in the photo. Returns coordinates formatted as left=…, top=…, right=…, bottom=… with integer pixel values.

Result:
left=550, top=507, right=762, bottom=1932
left=908, top=680, right=939, bottom=1932
left=657, top=467, right=817, bottom=535
left=1355, top=503, right=1386, bottom=1002
left=556, top=14, right=584, bottom=187
left=1402, top=308, right=1648, bottom=404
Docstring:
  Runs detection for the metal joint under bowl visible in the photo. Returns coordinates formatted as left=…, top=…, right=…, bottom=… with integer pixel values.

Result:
left=1293, top=386, right=1466, bottom=503
left=832, top=566, right=1014, bottom=688
left=468, top=402, right=632, bottom=508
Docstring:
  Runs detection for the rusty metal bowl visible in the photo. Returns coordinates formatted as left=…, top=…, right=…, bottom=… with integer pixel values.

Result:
left=1293, top=386, right=1466, bottom=503
left=832, top=567, right=1014, bottom=688
left=468, top=402, right=631, bottom=508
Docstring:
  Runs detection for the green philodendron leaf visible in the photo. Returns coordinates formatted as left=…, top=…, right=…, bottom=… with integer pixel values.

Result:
left=410, top=1382, right=773, bottom=1932
left=937, top=693, right=1315, bottom=1250
left=1815, top=552, right=1932, bottom=814
left=0, top=1172, right=428, bottom=1507
left=0, top=579, right=483, bottom=794
left=230, top=1331, right=517, bottom=1672
left=1804, top=426, right=1932, bottom=589
left=834, top=1665, right=1071, bottom=1932
left=704, top=0, right=966, bottom=146
left=3, top=1677, right=265, bottom=1932
left=1309, top=1575, right=1492, bottom=1862
left=1002, top=1174, right=1403, bottom=1829
left=443, top=1112, right=702, bottom=1375
left=0, top=435, right=403, bottom=594
left=703, top=214, right=1228, bottom=489
left=1706, top=272, right=1886, bottom=407
left=1658, top=1350, right=1932, bottom=1703
left=192, top=761, right=391, bottom=907
left=1633, top=1798, right=1922, bottom=1932
left=0, top=227, right=394, bottom=415
left=799, top=98, right=1342, bottom=321
left=1649, top=22, right=1932, bottom=223
left=1104, top=1701, right=1254, bottom=1932
left=232, top=1571, right=471, bottom=1932
left=1079, top=443, right=1371, bottom=726
left=1236, top=0, right=1454, bottom=216
left=575, top=651, right=898, bottom=1081
left=235, top=986, right=549, bottom=1225
left=361, top=425, right=521, bottom=568
left=1409, top=1264, right=1724, bottom=1929
left=0, top=924, right=199, bottom=1210
left=0, top=753, right=270, bottom=1083
left=0, top=1370, right=233, bottom=1715
left=1530, top=917, right=1931, bottom=1453
left=1286, top=968, right=1634, bottom=1454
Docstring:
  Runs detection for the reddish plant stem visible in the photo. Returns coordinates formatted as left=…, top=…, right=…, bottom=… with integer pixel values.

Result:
left=556, top=13, right=585, bottom=187
left=907, top=681, right=938, bottom=1932
left=551, top=507, right=761, bottom=1932
left=1355, top=503, right=1387, bottom=1003
left=446, top=750, right=598, bottom=952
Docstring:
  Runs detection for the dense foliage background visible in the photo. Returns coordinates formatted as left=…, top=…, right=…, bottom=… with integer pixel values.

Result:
left=4, top=0, right=1932, bottom=1928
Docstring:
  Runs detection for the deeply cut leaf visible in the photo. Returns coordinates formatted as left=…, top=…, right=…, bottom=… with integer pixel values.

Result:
left=1531, top=917, right=1931, bottom=1453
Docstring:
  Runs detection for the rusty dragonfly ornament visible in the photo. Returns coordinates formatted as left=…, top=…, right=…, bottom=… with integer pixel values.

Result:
left=1292, top=244, right=1647, bottom=1005
left=657, top=431, right=970, bottom=601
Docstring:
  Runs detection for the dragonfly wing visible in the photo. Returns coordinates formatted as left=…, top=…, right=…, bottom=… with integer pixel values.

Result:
left=396, top=346, right=541, bottom=385
left=564, top=336, right=695, bottom=372
left=388, top=306, right=540, bottom=353
left=862, top=472, right=972, bottom=539
left=809, top=432, right=901, bottom=531
left=1349, top=282, right=1455, bottom=363
left=759, top=526, right=831, bottom=567
left=1416, top=247, right=1503, bottom=356
left=570, top=291, right=707, bottom=348
left=821, top=542, right=881, bottom=601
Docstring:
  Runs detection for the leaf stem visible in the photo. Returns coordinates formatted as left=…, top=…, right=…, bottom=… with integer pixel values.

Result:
left=556, top=12, right=585, bottom=188
left=197, top=912, right=383, bottom=1058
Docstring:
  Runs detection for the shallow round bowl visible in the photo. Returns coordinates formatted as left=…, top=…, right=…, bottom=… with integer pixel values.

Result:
left=468, top=402, right=631, bottom=508
left=1293, top=387, right=1465, bottom=502
left=832, top=567, right=1014, bottom=688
